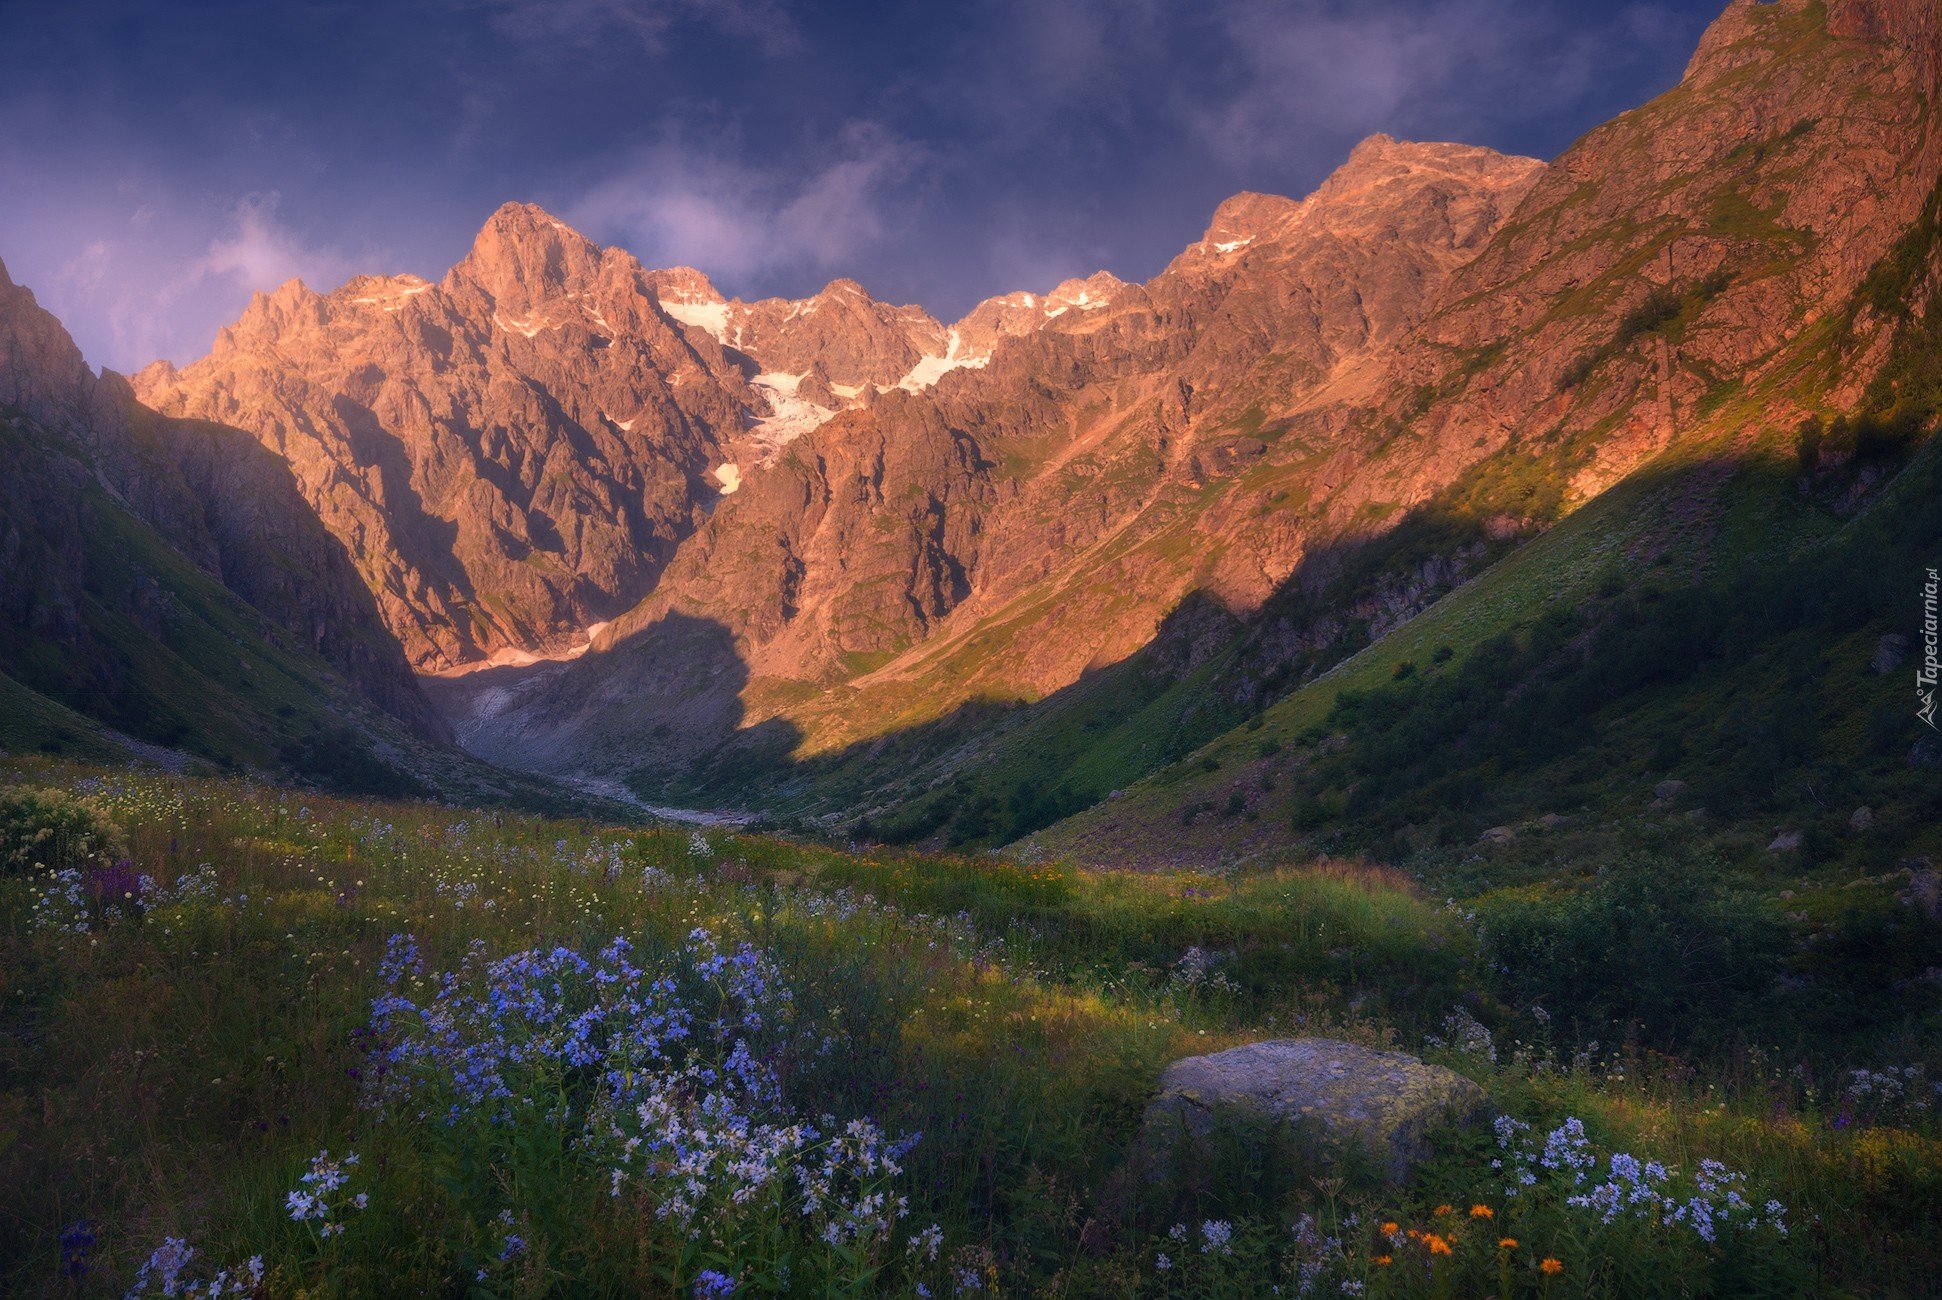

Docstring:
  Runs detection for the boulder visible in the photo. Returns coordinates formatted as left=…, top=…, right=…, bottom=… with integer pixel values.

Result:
left=1850, top=806, right=1873, bottom=831
left=1653, top=779, right=1690, bottom=800
left=1872, top=633, right=1911, bottom=675
left=1536, top=812, right=1571, bottom=828
left=1479, top=826, right=1515, bottom=844
left=1767, top=830, right=1803, bottom=852
left=1144, top=1038, right=1489, bottom=1181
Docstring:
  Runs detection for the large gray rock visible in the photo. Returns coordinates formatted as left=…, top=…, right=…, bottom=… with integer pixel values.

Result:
left=1145, top=1038, right=1489, bottom=1181
left=1873, top=634, right=1911, bottom=675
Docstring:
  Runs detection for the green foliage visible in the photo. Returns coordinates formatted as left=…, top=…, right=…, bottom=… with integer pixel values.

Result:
left=0, top=785, right=125, bottom=876
left=277, top=726, right=430, bottom=800
left=1291, top=435, right=1942, bottom=845
left=1476, top=854, right=1790, bottom=1048
left=1559, top=271, right=1733, bottom=392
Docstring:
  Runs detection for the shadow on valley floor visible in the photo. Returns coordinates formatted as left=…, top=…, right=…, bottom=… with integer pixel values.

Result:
left=445, top=420, right=1942, bottom=865
left=451, top=442, right=1603, bottom=846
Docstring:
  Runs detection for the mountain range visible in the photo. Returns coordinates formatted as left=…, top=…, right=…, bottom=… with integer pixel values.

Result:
left=4, top=0, right=1940, bottom=860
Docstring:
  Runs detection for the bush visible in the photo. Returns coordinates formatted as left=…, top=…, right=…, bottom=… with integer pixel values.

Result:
left=0, top=785, right=127, bottom=876
left=1478, top=853, right=1789, bottom=1046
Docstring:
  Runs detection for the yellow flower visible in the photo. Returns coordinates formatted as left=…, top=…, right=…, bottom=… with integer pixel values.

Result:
left=1541, top=1258, right=1564, bottom=1275
left=1470, top=1204, right=1494, bottom=1219
left=1499, top=1238, right=1519, bottom=1249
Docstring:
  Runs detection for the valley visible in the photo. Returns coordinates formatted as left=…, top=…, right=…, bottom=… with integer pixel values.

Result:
left=2, top=0, right=1940, bottom=1294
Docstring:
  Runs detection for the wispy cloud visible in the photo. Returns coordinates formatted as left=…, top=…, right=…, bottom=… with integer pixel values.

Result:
left=570, top=122, right=923, bottom=287
left=467, top=0, right=802, bottom=57
left=192, top=191, right=350, bottom=296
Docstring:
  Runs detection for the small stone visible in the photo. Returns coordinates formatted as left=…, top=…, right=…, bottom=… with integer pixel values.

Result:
left=1872, top=633, right=1911, bottom=675
left=1653, top=779, right=1689, bottom=800
left=1144, top=1038, right=1489, bottom=1182
left=1850, top=806, right=1873, bottom=831
left=1537, top=812, right=1570, bottom=828
left=1779, top=890, right=1796, bottom=899
left=1479, top=826, right=1515, bottom=844
left=1767, top=830, right=1802, bottom=852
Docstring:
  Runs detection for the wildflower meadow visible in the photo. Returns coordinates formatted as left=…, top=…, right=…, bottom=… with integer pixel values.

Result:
left=1, top=759, right=1937, bottom=1297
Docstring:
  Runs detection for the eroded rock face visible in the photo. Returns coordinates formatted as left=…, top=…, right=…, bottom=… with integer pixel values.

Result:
left=1145, top=1038, right=1490, bottom=1181
left=471, top=136, right=1546, bottom=778
left=135, top=205, right=756, bottom=670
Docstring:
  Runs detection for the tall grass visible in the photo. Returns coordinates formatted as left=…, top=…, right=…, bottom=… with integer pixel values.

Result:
left=1, top=760, right=1935, bottom=1297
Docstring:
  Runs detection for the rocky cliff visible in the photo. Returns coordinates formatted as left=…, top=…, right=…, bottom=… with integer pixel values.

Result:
left=1, top=258, right=445, bottom=743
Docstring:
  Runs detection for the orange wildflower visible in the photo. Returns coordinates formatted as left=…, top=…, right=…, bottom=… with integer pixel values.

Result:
left=1433, top=1204, right=1453, bottom=1216
left=1498, top=1238, right=1519, bottom=1249
left=1541, top=1258, right=1564, bottom=1275
left=1371, top=1256, right=1393, bottom=1267
left=1380, top=1223, right=1399, bottom=1236
left=1427, top=1235, right=1453, bottom=1255
left=1470, top=1204, right=1494, bottom=1219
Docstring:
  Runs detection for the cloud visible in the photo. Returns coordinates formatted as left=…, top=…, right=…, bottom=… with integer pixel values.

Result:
left=468, top=0, right=801, bottom=57
left=186, top=192, right=349, bottom=297
left=1185, top=0, right=1692, bottom=168
left=570, top=122, right=923, bottom=287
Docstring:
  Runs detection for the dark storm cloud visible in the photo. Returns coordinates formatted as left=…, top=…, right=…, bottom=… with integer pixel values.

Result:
left=0, top=0, right=1723, bottom=373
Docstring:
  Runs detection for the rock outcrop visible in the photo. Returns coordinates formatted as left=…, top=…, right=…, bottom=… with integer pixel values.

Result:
left=1145, top=1038, right=1489, bottom=1181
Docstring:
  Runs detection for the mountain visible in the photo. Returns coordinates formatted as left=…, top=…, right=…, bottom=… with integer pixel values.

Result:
left=0, top=258, right=641, bottom=814
left=128, top=0, right=1942, bottom=847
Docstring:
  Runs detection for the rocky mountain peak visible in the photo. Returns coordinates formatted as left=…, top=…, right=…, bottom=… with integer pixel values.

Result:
left=443, top=201, right=610, bottom=316
left=1, top=255, right=111, bottom=437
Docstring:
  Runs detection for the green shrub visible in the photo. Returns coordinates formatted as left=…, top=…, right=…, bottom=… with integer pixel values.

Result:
left=1477, top=853, right=1789, bottom=1047
left=0, top=785, right=127, bottom=876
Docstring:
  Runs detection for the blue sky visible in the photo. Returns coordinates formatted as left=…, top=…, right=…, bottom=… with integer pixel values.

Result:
left=0, top=0, right=1728, bottom=373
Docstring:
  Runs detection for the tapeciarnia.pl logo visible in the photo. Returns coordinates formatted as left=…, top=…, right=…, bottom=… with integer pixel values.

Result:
left=1921, top=566, right=1939, bottom=729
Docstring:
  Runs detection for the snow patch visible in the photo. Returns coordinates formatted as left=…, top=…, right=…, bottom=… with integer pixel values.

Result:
left=1213, top=236, right=1254, bottom=253
left=350, top=280, right=433, bottom=312
left=895, top=329, right=990, bottom=392
left=714, top=464, right=742, bottom=494
left=659, top=299, right=729, bottom=341
left=605, top=413, right=636, bottom=432
left=744, top=372, right=837, bottom=454
left=1042, top=306, right=1069, bottom=320
left=493, top=313, right=547, bottom=339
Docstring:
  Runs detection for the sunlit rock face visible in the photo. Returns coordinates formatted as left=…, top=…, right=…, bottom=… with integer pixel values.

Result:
left=138, top=0, right=1942, bottom=789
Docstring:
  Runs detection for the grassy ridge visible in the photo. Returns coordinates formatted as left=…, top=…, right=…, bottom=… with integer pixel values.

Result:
left=3, top=761, right=1936, bottom=1296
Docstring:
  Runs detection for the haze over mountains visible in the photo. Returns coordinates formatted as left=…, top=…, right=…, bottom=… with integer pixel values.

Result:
left=5, top=0, right=1941, bottom=848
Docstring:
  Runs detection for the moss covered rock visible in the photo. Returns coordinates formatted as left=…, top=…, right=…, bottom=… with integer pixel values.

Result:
left=1145, top=1037, right=1488, bottom=1181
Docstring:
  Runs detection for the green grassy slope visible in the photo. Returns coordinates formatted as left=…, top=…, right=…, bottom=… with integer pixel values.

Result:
left=0, top=409, right=639, bottom=820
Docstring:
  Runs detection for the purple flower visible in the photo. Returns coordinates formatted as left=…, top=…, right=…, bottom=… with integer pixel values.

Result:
left=693, top=1268, right=736, bottom=1298
left=60, top=1221, right=95, bottom=1277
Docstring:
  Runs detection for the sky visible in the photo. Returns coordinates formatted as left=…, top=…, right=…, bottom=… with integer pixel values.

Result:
left=0, top=0, right=1731, bottom=375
